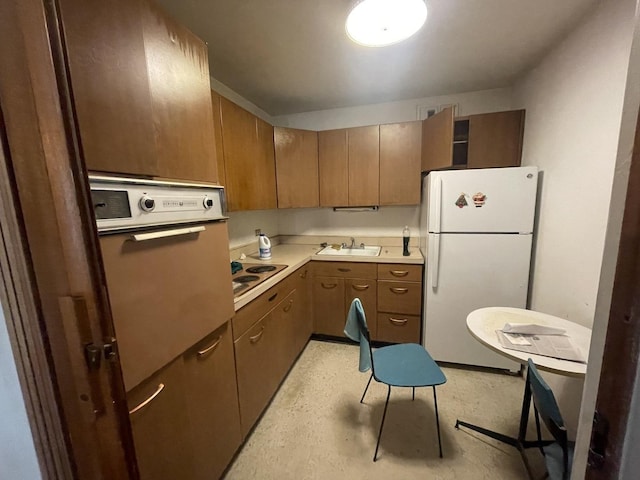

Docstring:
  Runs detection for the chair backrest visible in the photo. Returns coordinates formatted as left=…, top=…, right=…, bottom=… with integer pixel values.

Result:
left=353, top=300, right=376, bottom=377
left=527, top=359, right=570, bottom=474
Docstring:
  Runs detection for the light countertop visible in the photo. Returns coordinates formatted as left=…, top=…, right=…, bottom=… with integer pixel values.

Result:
left=233, top=244, right=424, bottom=310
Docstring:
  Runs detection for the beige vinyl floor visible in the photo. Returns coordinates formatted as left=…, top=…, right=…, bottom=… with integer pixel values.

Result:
left=224, top=340, right=546, bottom=480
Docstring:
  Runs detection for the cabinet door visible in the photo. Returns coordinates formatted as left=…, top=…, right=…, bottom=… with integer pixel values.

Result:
left=58, top=0, right=158, bottom=177
left=256, top=117, right=278, bottom=209
left=318, top=129, right=349, bottom=207
left=376, top=313, right=421, bottom=344
left=274, top=127, right=319, bottom=208
left=421, top=106, right=454, bottom=172
left=380, top=122, right=422, bottom=205
left=348, top=125, right=380, bottom=206
left=294, top=266, right=313, bottom=354
left=270, top=289, right=299, bottom=377
left=312, top=276, right=346, bottom=337
left=183, top=324, right=242, bottom=480
left=467, top=110, right=525, bottom=169
left=210, top=90, right=226, bottom=186
left=378, top=280, right=422, bottom=316
left=141, top=1, right=217, bottom=183
left=234, top=313, right=280, bottom=437
left=219, top=97, right=258, bottom=211
left=345, top=278, right=377, bottom=339
left=127, top=358, right=194, bottom=480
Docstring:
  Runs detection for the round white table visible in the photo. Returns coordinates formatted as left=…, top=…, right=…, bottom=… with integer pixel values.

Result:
left=466, top=306, right=591, bottom=377
left=456, top=307, right=592, bottom=473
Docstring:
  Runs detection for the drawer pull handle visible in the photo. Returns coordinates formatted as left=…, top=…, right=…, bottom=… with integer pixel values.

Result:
left=390, top=270, right=409, bottom=277
left=249, top=328, right=265, bottom=344
left=283, top=299, right=294, bottom=312
left=268, top=293, right=278, bottom=302
left=321, top=283, right=337, bottom=289
left=300, top=270, right=307, bottom=279
left=197, top=336, right=222, bottom=357
left=390, top=287, right=409, bottom=294
left=338, top=268, right=351, bottom=273
left=129, top=383, right=165, bottom=415
left=352, top=284, right=369, bottom=291
left=389, top=317, right=408, bottom=326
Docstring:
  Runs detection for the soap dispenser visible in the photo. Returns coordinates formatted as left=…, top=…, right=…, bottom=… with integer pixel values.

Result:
left=402, top=226, right=410, bottom=256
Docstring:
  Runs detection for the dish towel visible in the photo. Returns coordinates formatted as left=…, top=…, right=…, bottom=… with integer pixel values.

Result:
left=344, top=298, right=372, bottom=373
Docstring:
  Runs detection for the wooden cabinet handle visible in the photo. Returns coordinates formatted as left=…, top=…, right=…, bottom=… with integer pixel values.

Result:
left=249, top=328, right=265, bottom=344
left=338, top=268, right=351, bottom=273
left=268, top=293, right=278, bottom=302
left=390, top=270, right=409, bottom=277
left=197, top=335, right=222, bottom=357
left=389, top=317, right=408, bottom=326
left=129, top=383, right=165, bottom=415
left=390, top=287, right=409, bottom=294
left=283, top=299, right=294, bottom=312
left=299, top=270, right=307, bottom=279
left=351, top=284, right=369, bottom=291
left=321, top=283, right=337, bottom=289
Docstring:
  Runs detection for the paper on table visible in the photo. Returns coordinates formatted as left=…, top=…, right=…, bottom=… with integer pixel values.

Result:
left=496, top=330, right=585, bottom=363
left=502, top=323, right=566, bottom=335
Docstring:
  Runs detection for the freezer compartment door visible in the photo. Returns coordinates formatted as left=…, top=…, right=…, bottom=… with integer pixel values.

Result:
left=423, top=233, right=532, bottom=370
left=428, top=167, right=538, bottom=234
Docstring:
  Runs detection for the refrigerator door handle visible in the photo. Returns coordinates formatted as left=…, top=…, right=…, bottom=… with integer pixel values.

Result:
left=429, top=234, right=440, bottom=288
left=433, top=176, right=442, bottom=233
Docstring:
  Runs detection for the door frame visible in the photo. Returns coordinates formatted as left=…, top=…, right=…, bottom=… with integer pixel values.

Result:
left=0, top=0, right=136, bottom=478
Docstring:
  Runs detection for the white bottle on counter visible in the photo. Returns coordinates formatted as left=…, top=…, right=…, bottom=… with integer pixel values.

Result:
left=259, top=234, right=272, bottom=259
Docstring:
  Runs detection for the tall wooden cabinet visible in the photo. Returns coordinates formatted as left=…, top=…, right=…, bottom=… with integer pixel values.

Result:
left=59, top=0, right=218, bottom=182
left=218, top=97, right=277, bottom=211
left=421, top=107, right=525, bottom=172
left=274, top=127, right=319, bottom=208
left=318, top=129, right=349, bottom=206
left=380, top=122, right=422, bottom=205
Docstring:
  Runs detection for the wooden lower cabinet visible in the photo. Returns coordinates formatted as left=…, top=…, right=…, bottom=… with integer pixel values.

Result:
left=345, top=278, right=377, bottom=339
left=183, top=324, right=242, bottom=480
left=312, top=276, right=346, bottom=337
left=127, top=358, right=195, bottom=480
left=376, top=264, right=423, bottom=344
left=376, top=313, right=422, bottom=344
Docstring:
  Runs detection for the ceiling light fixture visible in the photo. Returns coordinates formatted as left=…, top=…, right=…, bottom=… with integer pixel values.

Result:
left=345, top=0, right=428, bottom=47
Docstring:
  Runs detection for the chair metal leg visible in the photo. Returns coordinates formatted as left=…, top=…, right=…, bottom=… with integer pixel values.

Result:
left=373, top=385, right=391, bottom=461
left=433, top=386, right=443, bottom=458
left=360, top=373, right=373, bottom=404
left=412, top=387, right=415, bottom=401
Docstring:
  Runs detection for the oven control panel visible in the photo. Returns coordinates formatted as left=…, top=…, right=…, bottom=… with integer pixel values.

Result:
left=89, top=175, right=227, bottom=233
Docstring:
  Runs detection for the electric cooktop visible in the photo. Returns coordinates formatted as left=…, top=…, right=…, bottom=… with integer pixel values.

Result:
left=232, top=263, right=288, bottom=298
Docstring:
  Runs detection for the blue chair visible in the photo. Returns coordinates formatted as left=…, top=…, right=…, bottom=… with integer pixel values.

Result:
left=344, top=298, right=447, bottom=461
left=527, top=359, right=574, bottom=480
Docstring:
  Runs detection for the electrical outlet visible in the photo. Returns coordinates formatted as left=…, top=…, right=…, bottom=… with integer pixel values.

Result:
left=255, top=229, right=261, bottom=236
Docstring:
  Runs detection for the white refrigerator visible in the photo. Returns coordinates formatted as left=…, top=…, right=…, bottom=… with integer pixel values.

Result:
left=419, top=166, right=538, bottom=371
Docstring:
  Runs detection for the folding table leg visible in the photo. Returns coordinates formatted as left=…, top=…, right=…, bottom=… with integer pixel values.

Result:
left=433, top=386, right=443, bottom=458
left=374, top=385, right=391, bottom=462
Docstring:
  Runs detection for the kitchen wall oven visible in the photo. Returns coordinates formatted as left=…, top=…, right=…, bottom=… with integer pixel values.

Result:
left=90, top=175, right=235, bottom=391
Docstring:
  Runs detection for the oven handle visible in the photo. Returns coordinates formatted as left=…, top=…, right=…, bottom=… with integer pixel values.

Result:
left=131, top=226, right=206, bottom=242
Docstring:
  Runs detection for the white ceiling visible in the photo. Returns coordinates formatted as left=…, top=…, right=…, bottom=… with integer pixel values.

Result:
left=156, top=0, right=598, bottom=116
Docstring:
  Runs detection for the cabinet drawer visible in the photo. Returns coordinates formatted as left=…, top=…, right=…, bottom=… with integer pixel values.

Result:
left=377, top=263, right=422, bottom=282
left=312, top=261, right=377, bottom=279
left=377, top=313, right=421, bottom=344
left=377, top=280, right=422, bottom=315
left=232, top=272, right=295, bottom=340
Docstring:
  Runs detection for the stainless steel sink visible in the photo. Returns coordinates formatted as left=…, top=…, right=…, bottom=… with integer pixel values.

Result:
left=316, top=245, right=381, bottom=257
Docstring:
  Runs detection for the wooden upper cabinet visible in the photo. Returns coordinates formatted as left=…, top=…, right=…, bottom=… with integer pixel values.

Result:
left=348, top=126, right=380, bottom=206
left=210, top=90, right=226, bottom=186
left=255, top=117, right=278, bottom=210
left=318, top=129, right=349, bottom=207
left=141, top=1, right=217, bottom=183
left=467, top=110, right=525, bottom=169
left=58, top=0, right=158, bottom=177
left=380, top=122, right=421, bottom=205
left=219, top=97, right=277, bottom=211
left=421, top=106, right=454, bottom=172
left=274, top=127, right=319, bottom=208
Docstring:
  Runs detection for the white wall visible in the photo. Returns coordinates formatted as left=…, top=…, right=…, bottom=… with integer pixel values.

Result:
left=227, top=209, right=280, bottom=250
left=272, top=87, right=514, bottom=130
left=0, top=298, right=42, bottom=480
left=513, top=0, right=637, bottom=450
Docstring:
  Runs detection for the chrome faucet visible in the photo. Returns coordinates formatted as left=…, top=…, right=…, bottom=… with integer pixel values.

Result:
left=349, top=237, right=356, bottom=249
